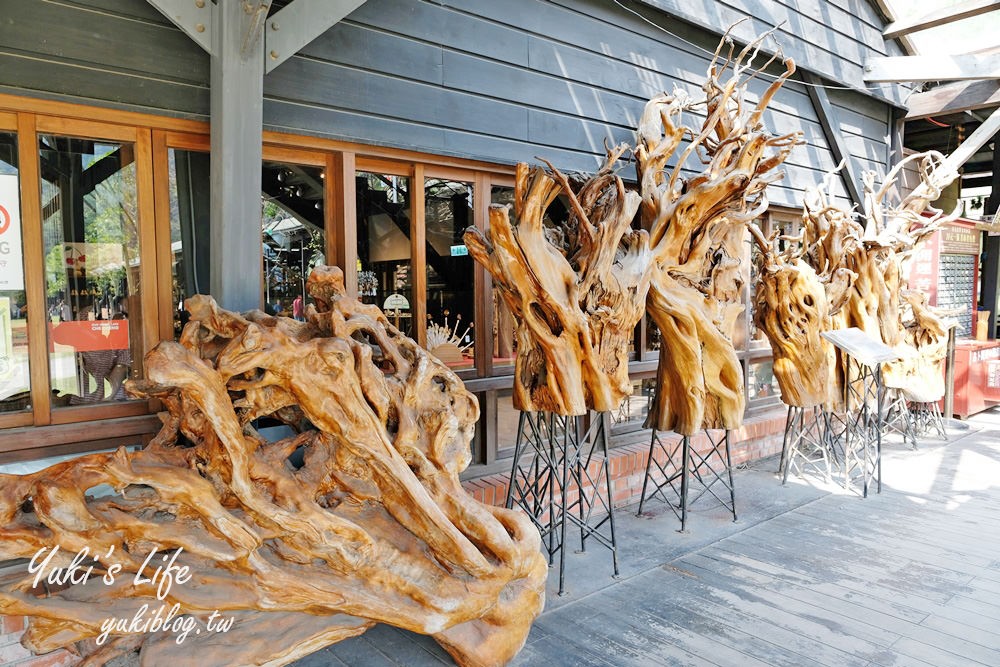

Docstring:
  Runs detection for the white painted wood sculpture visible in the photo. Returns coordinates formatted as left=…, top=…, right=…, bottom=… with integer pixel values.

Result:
left=0, top=266, right=547, bottom=667
left=636, top=29, right=803, bottom=434
left=464, top=146, right=648, bottom=415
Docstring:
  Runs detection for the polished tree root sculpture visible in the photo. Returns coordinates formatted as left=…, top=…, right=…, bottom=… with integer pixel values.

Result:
left=464, top=149, right=647, bottom=415
left=0, top=266, right=547, bottom=667
left=894, top=290, right=949, bottom=401
left=819, top=152, right=956, bottom=394
left=848, top=152, right=958, bottom=349
left=749, top=222, right=854, bottom=408
left=637, top=29, right=803, bottom=434
left=749, top=151, right=958, bottom=407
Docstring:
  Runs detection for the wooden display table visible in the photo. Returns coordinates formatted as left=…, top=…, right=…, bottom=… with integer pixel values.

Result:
left=950, top=339, right=1000, bottom=418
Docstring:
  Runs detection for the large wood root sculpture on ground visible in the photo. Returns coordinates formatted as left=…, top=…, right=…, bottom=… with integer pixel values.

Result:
left=750, top=152, right=958, bottom=407
left=0, top=266, right=547, bottom=667
left=637, top=29, right=803, bottom=434
left=464, top=149, right=647, bottom=416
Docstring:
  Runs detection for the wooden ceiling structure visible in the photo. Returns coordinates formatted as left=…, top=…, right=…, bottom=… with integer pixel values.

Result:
left=864, top=0, right=1000, bottom=335
left=865, top=0, right=1000, bottom=195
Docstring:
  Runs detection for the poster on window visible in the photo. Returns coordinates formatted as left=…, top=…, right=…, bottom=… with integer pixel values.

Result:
left=0, top=174, right=23, bottom=291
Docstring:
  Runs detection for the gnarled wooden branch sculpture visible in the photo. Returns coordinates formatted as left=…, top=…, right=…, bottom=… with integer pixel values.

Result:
left=894, top=290, right=950, bottom=402
left=0, top=266, right=547, bottom=667
left=852, top=151, right=958, bottom=351
left=748, top=221, right=854, bottom=408
left=464, top=149, right=647, bottom=415
left=637, top=29, right=803, bottom=434
left=749, top=151, right=958, bottom=408
left=819, top=152, right=957, bottom=394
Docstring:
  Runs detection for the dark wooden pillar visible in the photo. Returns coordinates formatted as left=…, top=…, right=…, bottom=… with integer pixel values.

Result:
left=982, top=134, right=1000, bottom=339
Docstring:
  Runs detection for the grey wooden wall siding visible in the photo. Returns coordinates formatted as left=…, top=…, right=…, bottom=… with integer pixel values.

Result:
left=0, top=0, right=901, bottom=208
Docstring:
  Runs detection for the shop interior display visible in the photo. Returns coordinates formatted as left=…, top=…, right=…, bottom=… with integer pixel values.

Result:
left=751, top=151, right=959, bottom=407
left=636, top=29, right=802, bottom=434
left=464, top=148, right=648, bottom=415
left=0, top=266, right=547, bottom=667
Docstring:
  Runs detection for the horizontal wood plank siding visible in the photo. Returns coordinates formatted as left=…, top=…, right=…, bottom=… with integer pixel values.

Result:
left=0, top=0, right=897, bottom=209
left=632, top=0, right=905, bottom=105
left=0, top=0, right=209, bottom=120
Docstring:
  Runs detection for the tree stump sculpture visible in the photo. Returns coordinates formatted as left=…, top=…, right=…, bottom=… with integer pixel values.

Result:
left=637, top=30, right=803, bottom=434
left=0, top=266, right=547, bottom=667
left=895, top=290, right=950, bottom=402
left=464, top=149, right=647, bottom=415
left=749, top=152, right=959, bottom=407
left=749, top=223, right=855, bottom=408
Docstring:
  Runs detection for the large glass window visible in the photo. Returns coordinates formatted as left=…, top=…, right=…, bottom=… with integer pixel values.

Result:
left=747, top=359, right=781, bottom=402
left=356, top=171, right=413, bottom=334
left=611, top=378, right=656, bottom=433
left=261, top=161, right=325, bottom=318
left=40, top=135, right=142, bottom=405
left=0, top=132, right=30, bottom=412
left=425, top=178, right=475, bottom=370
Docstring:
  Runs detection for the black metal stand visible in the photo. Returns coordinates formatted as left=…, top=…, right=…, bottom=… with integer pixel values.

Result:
left=637, top=429, right=736, bottom=532
left=884, top=388, right=919, bottom=449
left=505, top=411, right=618, bottom=596
left=910, top=399, right=947, bottom=439
left=778, top=405, right=837, bottom=484
left=842, top=357, right=884, bottom=497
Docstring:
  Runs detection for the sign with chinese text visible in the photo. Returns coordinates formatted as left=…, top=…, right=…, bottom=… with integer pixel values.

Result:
left=0, top=175, right=24, bottom=290
left=940, top=224, right=980, bottom=255
left=49, top=319, right=129, bottom=352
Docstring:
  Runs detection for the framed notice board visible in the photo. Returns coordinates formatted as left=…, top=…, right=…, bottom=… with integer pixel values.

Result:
left=908, top=220, right=979, bottom=337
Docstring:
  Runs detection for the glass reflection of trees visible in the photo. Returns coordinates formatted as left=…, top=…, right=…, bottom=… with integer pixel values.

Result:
left=39, top=135, right=141, bottom=405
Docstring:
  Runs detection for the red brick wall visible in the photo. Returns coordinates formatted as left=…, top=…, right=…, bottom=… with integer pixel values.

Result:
left=0, top=617, right=76, bottom=667
left=462, top=409, right=787, bottom=508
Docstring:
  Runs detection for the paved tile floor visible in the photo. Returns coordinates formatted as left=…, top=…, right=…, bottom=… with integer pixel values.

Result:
left=298, top=408, right=1000, bottom=667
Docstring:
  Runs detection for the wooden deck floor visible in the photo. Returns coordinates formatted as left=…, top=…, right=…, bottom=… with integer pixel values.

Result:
left=300, top=409, right=1000, bottom=667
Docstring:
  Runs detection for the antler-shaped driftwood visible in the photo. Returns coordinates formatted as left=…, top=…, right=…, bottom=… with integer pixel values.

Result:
left=853, top=151, right=959, bottom=349
left=0, top=266, right=547, bottom=667
left=750, top=151, right=958, bottom=407
left=464, top=148, right=647, bottom=415
left=637, top=27, right=803, bottom=434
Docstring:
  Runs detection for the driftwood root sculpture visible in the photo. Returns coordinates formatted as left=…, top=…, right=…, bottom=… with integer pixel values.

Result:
left=750, top=150, right=959, bottom=408
left=637, top=27, right=803, bottom=433
left=465, top=150, right=648, bottom=416
left=0, top=266, right=547, bottom=667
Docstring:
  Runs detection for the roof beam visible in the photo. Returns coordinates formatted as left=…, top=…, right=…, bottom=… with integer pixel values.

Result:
left=941, top=106, right=1000, bottom=171
left=803, top=72, right=865, bottom=208
left=264, top=0, right=367, bottom=73
left=146, top=0, right=214, bottom=53
left=865, top=53, right=1000, bottom=82
left=963, top=175, right=994, bottom=189
left=906, top=80, right=1000, bottom=120
left=908, top=106, right=1000, bottom=200
left=883, top=0, right=1000, bottom=40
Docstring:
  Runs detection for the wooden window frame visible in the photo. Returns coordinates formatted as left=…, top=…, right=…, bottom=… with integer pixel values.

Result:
left=30, top=116, right=158, bottom=425
left=1, top=93, right=800, bottom=470
left=0, top=114, right=33, bottom=429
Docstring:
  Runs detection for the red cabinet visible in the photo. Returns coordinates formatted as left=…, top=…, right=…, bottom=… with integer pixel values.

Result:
left=950, top=340, right=1000, bottom=418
